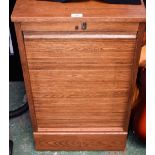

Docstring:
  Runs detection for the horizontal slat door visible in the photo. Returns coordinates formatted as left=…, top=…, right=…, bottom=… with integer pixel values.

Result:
left=24, top=33, right=136, bottom=132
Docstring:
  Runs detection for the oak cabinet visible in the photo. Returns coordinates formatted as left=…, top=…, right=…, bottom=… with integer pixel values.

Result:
left=12, top=0, right=145, bottom=151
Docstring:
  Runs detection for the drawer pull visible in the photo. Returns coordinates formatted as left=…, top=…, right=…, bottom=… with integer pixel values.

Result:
left=81, top=22, right=87, bottom=30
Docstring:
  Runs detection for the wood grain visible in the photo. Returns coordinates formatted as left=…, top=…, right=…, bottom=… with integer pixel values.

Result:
left=24, top=38, right=136, bottom=52
left=12, top=0, right=146, bottom=150
left=25, top=37, right=135, bottom=71
left=29, top=70, right=132, bottom=82
left=21, top=22, right=139, bottom=33
left=11, top=0, right=145, bottom=22
left=26, top=35, right=133, bottom=130
left=34, top=131, right=127, bottom=151
left=36, top=115, right=126, bottom=129
left=37, top=127, right=124, bottom=132
left=14, top=23, right=38, bottom=131
left=27, top=58, right=133, bottom=70
left=24, top=33, right=135, bottom=137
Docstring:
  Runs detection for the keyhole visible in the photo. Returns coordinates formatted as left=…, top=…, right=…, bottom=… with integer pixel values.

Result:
left=75, top=25, right=79, bottom=30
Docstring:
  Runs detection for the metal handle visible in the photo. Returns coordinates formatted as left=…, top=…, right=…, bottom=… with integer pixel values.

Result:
left=81, top=22, right=87, bottom=30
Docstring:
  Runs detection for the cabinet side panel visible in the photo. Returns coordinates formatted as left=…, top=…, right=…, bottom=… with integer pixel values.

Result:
left=14, top=22, right=38, bottom=131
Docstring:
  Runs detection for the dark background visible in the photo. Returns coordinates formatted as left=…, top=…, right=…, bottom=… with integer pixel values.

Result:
left=9, top=0, right=23, bottom=81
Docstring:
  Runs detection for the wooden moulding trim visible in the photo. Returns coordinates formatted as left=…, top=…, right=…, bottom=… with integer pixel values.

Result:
left=11, top=17, right=146, bottom=23
left=34, top=131, right=127, bottom=135
left=38, top=127, right=124, bottom=132
left=124, top=22, right=146, bottom=131
left=24, top=33, right=136, bottom=39
left=14, top=22, right=38, bottom=131
left=33, top=131, right=127, bottom=151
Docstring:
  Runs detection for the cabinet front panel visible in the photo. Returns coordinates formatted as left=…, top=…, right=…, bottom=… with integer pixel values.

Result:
left=24, top=35, right=136, bottom=131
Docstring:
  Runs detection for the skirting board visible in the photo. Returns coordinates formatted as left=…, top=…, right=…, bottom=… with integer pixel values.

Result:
left=34, top=131, right=127, bottom=151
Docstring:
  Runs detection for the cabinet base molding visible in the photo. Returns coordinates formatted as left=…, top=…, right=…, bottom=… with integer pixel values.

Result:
left=34, top=131, right=127, bottom=151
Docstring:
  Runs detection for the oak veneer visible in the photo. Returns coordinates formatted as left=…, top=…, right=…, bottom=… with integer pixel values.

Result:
left=34, top=132, right=127, bottom=151
left=12, top=0, right=145, bottom=22
left=21, top=22, right=139, bottom=33
left=12, top=0, right=145, bottom=151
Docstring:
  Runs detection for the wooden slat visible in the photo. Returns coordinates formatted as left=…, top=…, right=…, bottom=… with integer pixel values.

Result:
left=28, top=57, right=133, bottom=64
left=28, top=63, right=132, bottom=70
left=27, top=57, right=133, bottom=70
left=34, top=102, right=127, bottom=113
left=29, top=65, right=132, bottom=71
left=32, top=88, right=128, bottom=98
left=35, top=105, right=127, bottom=113
left=26, top=50, right=134, bottom=59
left=33, top=97, right=128, bottom=106
left=29, top=70, right=131, bottom=82
left=31, top=81, right=130, bottom=92
left=37, top=118, right=125, bottom=128
left=36, top=112, right=125, bottom=119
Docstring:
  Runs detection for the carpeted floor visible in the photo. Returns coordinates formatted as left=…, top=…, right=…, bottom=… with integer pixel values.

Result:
left=9, top=82, right=146, bottom=155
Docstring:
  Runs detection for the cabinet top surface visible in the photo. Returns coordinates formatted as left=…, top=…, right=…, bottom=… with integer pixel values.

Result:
left=12, top=0, right=146, bottom=22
